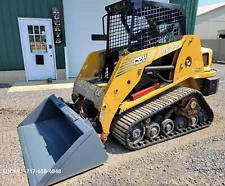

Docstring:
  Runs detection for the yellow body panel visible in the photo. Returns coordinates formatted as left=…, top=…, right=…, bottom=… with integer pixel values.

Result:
left=77, top=50, right=104, bottom=79
left=73, top=35, right=216, bottom=140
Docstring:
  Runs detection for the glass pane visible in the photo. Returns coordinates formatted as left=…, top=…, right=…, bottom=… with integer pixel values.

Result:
left=41, top=35, right=46, bottom=43
left=35, top=35, right=41, bottom=42
left=40, top=26, right=45, bottom=35
left=28, top=25, right=33, bottom=34
left=30, top=44, right=36, bottom=53
left=41, top=45, right=47, bottom=53
left=36, top=42, right=41, bottom=53
left=34, top=25, right=40, bottom=34
left=29, top=36, right=35, bottom=43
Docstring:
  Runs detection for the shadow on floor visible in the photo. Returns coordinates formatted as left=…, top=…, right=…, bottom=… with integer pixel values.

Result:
left=104, top=136, right=130, bottom=155
left=0, top=83, right=12, bottom=88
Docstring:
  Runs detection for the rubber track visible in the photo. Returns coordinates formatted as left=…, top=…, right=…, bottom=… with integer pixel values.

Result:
left=111, top=86, right=214, bottom=150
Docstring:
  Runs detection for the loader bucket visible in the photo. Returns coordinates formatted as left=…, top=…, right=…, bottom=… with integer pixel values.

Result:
left=18, top=95, right=108, bottom=186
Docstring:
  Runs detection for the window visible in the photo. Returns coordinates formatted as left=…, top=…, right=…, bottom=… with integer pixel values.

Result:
left=27, top=25, right=47, bottom=53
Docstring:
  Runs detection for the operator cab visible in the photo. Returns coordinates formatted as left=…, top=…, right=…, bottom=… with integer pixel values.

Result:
left=92, top=0, right=186, bottom=81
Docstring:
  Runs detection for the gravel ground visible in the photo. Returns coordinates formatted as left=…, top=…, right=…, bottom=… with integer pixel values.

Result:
left=0, top=64, right=225, bottom=186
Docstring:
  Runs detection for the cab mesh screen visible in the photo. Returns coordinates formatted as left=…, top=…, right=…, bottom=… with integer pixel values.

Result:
left=107, top=2, right=185, bottom=53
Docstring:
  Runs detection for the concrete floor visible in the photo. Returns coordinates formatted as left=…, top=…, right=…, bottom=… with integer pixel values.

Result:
left=8, top=79, right=75, bottom=93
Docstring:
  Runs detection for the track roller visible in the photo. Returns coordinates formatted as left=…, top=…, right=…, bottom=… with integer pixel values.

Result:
left=127, top=122, right=145, bottom=145
left=145, top=122, right=160, bottom=139
left=160, top=119, right=174, bottom=135
left=188, top=116, right=198, bottom=127
left=199, top=110, right=209, bottom=123
left=174, top=116, right=188, bottom=132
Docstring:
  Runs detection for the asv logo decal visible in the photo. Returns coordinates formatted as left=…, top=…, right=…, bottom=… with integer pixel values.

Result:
left=134, top=54, right=148, bottom=65
left=161, top=44, right=180, bottom=54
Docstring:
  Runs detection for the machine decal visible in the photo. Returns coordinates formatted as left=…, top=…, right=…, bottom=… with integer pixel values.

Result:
left=161, top=44, right=180, bottom=54
left=116, top=54, right=148, bottom=77
left=133, top=54, right=148, bottom=65
left=193, top=68, right=203, bottom=73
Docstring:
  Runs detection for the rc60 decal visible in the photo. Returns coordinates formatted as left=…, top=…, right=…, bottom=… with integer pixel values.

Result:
left=161, top=44, right=180, bottom=54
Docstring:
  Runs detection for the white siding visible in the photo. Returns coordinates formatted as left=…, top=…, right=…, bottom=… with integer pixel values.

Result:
left=195, top=6, right=225, bottom=39
left=63, top=0, right=169, bottom=77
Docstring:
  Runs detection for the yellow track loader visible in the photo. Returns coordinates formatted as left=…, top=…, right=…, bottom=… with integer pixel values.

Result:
left=18, top=0, right=219, bottom=185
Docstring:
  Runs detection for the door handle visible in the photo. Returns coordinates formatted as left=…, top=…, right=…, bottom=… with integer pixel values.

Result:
left=49, top=44, right=52, bottom=49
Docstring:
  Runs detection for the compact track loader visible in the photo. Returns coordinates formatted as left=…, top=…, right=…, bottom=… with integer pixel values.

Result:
left=18, top=0, right=219, bottom=185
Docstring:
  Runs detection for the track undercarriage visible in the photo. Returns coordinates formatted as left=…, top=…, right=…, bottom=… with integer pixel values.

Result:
left=111, top=86, right=213, bottom=150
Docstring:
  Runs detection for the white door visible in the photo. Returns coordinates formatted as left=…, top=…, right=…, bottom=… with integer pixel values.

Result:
left=18, top=18, right=56, bottom=81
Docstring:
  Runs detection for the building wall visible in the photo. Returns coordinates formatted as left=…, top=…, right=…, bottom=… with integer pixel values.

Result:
left=63, top=0, right=117, bottom=77
left=170, top=0, right=199, bottom=34
left=0, top=0, right=65, bottom=71
left=201, top=39, right=225, bottom=62
left=195, top=6, right=225, bottom=39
